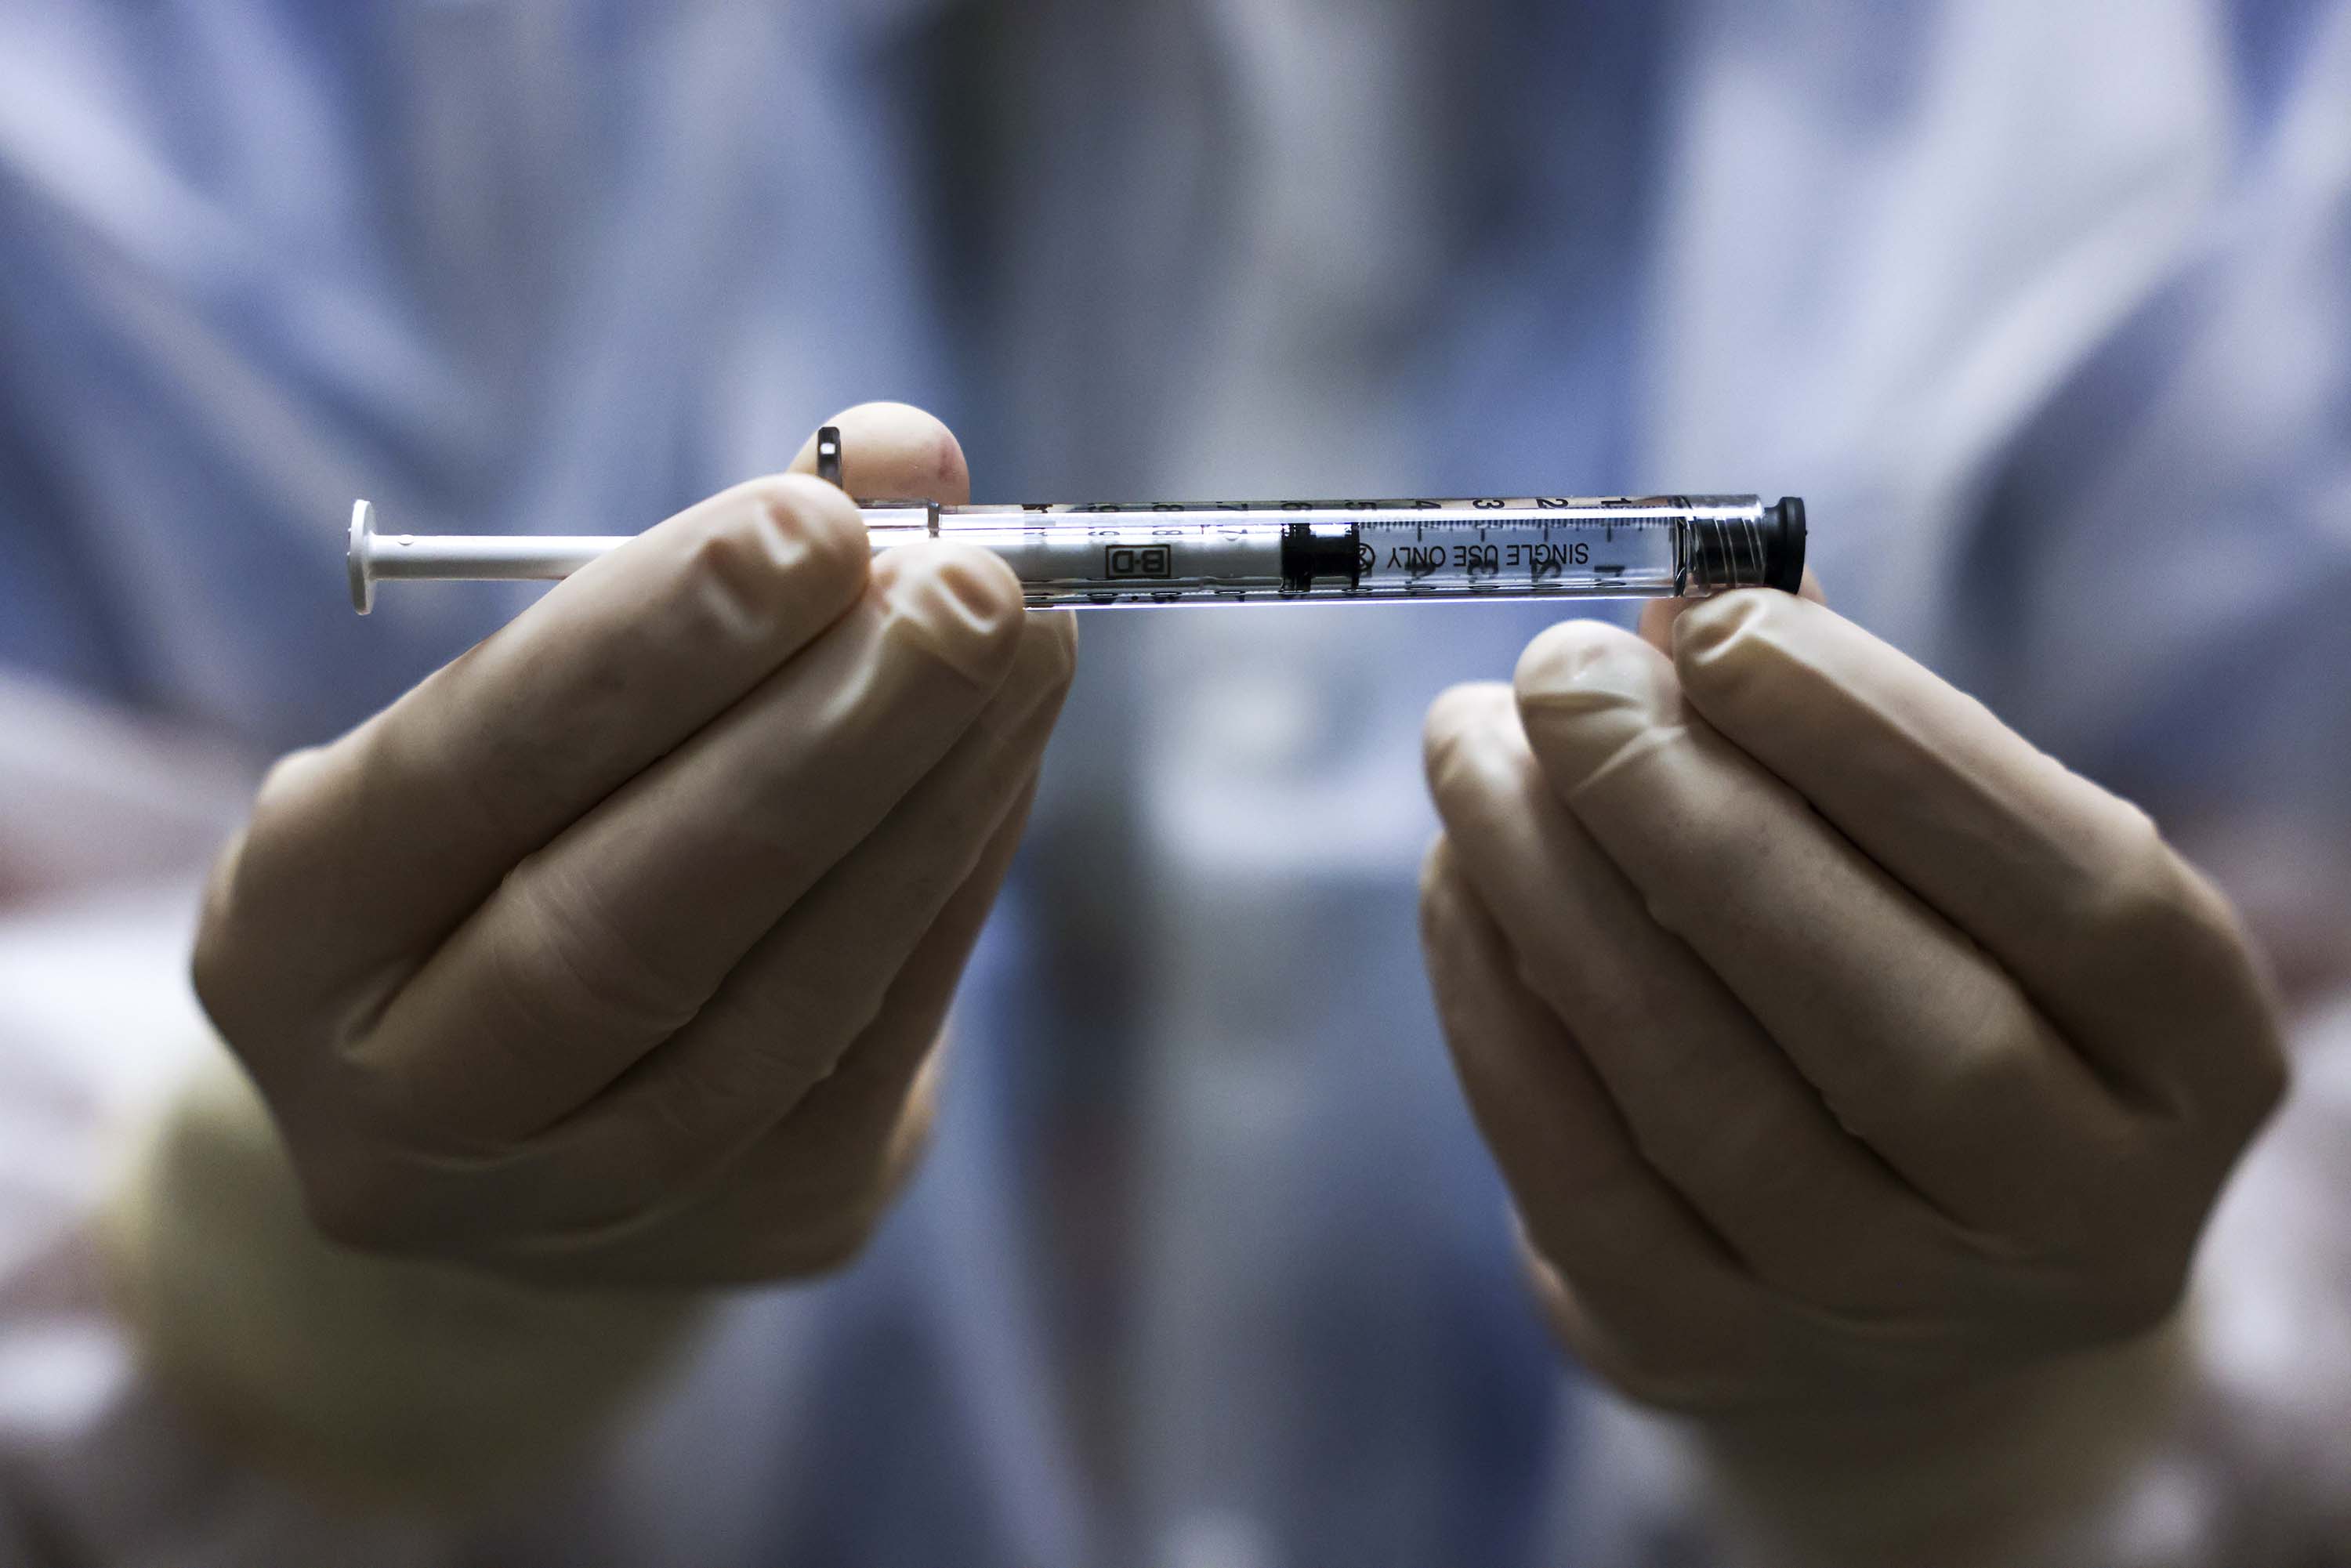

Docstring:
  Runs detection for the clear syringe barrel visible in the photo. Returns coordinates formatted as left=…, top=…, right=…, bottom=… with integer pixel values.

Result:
left=871, top=495, right=1806, bottom=606
left=346, top=494, right=1805, bottom=612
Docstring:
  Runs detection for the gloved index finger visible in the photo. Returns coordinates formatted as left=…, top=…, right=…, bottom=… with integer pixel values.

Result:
left=1665, top=590, right=2279, bottom=1118
left=223, top=473, right=875, bottom=1005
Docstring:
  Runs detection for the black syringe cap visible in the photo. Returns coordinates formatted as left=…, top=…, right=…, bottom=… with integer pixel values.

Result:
left=1762, top=497, right=1807, bottom=594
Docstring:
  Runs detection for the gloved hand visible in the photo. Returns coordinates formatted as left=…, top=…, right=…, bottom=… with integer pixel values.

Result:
left=1420, top=584, right=2286, bottom=1414
left=192, top=402, right=1074, bottom=1286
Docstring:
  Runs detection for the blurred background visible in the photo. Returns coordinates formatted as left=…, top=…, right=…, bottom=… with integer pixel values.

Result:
left=1, top=2, right=2346, bottom=1566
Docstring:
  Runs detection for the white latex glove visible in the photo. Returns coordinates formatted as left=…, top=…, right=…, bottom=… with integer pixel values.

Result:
left=1419, top=584, right=2285, bottom=1534
left=191, top=403, right=1074, bottom=1286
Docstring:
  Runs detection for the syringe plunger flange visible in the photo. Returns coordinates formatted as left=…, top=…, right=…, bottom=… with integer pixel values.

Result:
left=348, top=499, right=376, bottom=614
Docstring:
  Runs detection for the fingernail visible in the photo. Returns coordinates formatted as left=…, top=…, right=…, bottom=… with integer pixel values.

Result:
left=1672, top=589, right=1774, bottom=667
left=1514, top=628, right=1660, bottom=719
left=882, top=545, right=1023, bottom=683
left=977, top=617, right=1080, bottom=732
left=1422, top=682, right=1516, bottom=784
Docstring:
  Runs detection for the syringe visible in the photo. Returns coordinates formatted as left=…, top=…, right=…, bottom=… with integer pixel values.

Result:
left=348, top=428, right=1803, bottom=613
